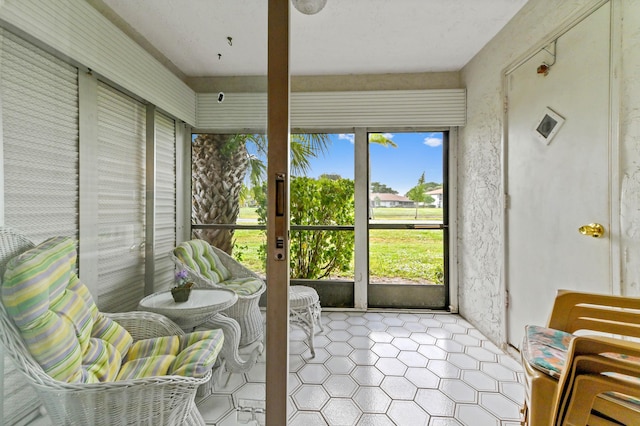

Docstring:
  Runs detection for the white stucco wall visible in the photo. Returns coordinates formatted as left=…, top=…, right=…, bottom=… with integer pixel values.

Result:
left=458, top=0, right=640, bottom=344
left=619, top=2, right=640, bottom=296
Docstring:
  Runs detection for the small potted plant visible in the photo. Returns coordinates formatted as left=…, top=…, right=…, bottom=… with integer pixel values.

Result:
left=171, top=270, right=194, bottom=303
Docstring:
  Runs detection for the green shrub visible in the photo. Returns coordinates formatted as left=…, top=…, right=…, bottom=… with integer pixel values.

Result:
left=257, top=176, right=355, bottom=279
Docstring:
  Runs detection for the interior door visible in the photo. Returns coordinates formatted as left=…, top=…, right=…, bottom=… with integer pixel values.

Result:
left=506, top=3, right=612, bottom=347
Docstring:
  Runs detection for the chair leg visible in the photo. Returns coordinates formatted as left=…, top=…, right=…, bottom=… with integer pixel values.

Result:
left=522, top=358, right=559, bottom=426
left=306, top=306, right=316, bottom=357
left=520, top=402, right=528, bottom=426
left=559, top=375, right=640, bottom=426
left=312, top=301, right=324, bottom=333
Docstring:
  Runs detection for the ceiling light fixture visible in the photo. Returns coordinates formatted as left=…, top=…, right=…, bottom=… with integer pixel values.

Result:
left=291, top=0, right=327, bottom=15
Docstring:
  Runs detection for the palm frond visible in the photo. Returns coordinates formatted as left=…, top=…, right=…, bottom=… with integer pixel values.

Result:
left=248, top=155, right=266, bottom=187
left=369, top=133, right=398, bottom=148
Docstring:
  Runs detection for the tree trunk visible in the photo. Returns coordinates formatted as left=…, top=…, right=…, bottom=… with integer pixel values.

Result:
left=191, top=134, right=249, bottom=254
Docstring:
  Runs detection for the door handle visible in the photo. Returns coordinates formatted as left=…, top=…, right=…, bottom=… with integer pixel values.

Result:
left=578, top=223, right=605, bottom=238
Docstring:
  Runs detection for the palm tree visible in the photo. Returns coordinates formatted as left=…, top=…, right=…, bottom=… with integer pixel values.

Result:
left=191, top=132, right=396, bottom=254
left=192, top=133, right=330, bottom=254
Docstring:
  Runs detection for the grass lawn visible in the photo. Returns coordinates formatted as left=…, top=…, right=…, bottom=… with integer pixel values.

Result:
left=240, top=206, right=444, bottom=222
left=370, top=207, right=443, bottom=221
left=369, top=229, right=443, bottom=284
left=234, top=206, right=444, bottom=284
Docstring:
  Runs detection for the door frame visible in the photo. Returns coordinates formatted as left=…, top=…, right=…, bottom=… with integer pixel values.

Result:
left=356, top=126, right=458, bottom=311
left=501, top=0, right=622, bottom=348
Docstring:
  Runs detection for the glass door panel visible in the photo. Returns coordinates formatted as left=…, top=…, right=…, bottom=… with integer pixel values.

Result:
left=368, top=131, right=448, bottom=309
left=194, top=132, right=357, bottom=306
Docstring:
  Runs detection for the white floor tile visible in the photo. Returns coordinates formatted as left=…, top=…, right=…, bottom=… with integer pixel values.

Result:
left=194, top=311, right=526, bottom=426
left=292, top=384, right=330, bottom=410
left=415, top=389, right=456, bottom=417
left=323, top=374, right=359, bottom=398
left=356, top=413, right=395, bottom=425
left=322, top=398, right=362, bottom=425
left=387, top=400, right=430, bottom=425
left=353, top=386, right=392, bottom=413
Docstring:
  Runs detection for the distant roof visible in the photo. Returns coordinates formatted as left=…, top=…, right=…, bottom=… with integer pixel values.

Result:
left=426, top=188, right=443, bottom=195
left=370, top=193, right=412, bottom=202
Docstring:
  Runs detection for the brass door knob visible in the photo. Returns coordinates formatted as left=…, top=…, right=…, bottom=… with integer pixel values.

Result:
left=578, top=223, right=605, bottom=238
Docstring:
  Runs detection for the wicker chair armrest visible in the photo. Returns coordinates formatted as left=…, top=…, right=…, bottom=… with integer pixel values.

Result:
left=105, top=311, right=185, bottom=341
left=210, top=245, right=264, bottom=281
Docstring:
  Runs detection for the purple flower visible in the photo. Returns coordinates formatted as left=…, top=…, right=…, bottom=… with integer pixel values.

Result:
left=175, top=269, right=189, bottom=286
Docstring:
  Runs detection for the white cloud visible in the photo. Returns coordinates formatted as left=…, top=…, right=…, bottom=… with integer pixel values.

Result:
left=338, top=134, right=355, bottom=143
left=383, top=133, right=394, bottom=139
left=423, top=136, right=442, bottom=147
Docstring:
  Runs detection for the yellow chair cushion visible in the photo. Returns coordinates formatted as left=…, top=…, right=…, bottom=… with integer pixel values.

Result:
left=2, top=236, right=223, bottom=384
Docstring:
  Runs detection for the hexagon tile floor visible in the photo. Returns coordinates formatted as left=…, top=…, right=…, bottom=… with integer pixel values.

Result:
left=195, top=311, right=525, bottom=426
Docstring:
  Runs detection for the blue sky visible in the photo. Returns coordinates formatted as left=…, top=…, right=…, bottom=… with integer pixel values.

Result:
left=238, top=131, right=444, bottom=196
left=304, top=132, right=444, bottom=196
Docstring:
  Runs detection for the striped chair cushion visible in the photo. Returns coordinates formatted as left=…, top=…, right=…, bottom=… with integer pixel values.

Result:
left=2, top=236, right=224, bottom=384
left=81, top=337, right=122, bottom=383
left=119, top=330, right=224, bottom=380
left=174, top=240, right=263, bottom=296
left=2, top=237, right=90, bottom=382
left=92, top=312, right=134, bottom=356
left=2, top=236, right=131, bottom=383
left=117, top=355, right=176, bottom=381
left=124, top=335, right=181, bottom=362
left=174, top=240, right=230, bottom=284
left=221, top=277, right=264, bottom=296
left=170, top=330, right=224, bottom=377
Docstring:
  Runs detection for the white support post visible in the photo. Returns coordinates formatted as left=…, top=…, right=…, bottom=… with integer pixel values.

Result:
left=144, top=105, right=156, bottom=296
left=78, top=70, right=99, bottom=298
left=354, top=127, right=368, bottom=310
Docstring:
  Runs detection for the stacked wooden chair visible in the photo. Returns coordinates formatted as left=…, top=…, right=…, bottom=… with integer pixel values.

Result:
left=521, top=289, right=640, bottom=425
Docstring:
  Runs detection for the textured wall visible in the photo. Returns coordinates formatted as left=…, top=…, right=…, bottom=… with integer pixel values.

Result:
left=619, top=2, right=640, bottom=296
left=458, top=0, right=610, bottom=344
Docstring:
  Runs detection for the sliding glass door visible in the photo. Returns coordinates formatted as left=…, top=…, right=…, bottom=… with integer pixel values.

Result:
left=191, top=130, right=448, bottom=310
left=368, top=131, right=448, bottom=309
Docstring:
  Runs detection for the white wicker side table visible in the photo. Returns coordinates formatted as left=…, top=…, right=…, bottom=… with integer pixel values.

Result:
left=138, top=288, right=261, bottom=394
left=289, top=285, right=324, bottom=357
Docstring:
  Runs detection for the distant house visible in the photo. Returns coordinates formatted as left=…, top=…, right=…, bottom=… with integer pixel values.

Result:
left=370, top=193, right=415, bottom=208
left=426, top=188, right=443, bottom=208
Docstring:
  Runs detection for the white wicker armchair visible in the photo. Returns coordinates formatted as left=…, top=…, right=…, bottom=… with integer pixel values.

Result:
left=0, top=227, right=214, bottom=426
left=170, top=240, right=266, bottom=347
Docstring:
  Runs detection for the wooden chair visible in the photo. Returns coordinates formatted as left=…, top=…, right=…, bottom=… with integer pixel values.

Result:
left=521, top=290, right=640, bottom=425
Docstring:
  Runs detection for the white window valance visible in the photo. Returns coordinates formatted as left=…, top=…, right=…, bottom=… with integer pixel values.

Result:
left=197, top=89, right=466, bottom=131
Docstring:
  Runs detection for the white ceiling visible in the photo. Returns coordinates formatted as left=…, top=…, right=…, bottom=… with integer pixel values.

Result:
left=98, top=0, right=528, bottom=78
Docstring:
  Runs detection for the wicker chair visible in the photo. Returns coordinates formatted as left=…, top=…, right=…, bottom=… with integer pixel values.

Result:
left=170, top=240, right=266, bottom=347
left=0, top=227, right=218, bottom=426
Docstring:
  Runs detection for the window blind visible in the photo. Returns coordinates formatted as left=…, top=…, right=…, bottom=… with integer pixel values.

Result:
left=1, top=29, right=78, bottom=426
left=96, top=82, right=146, bottom=312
